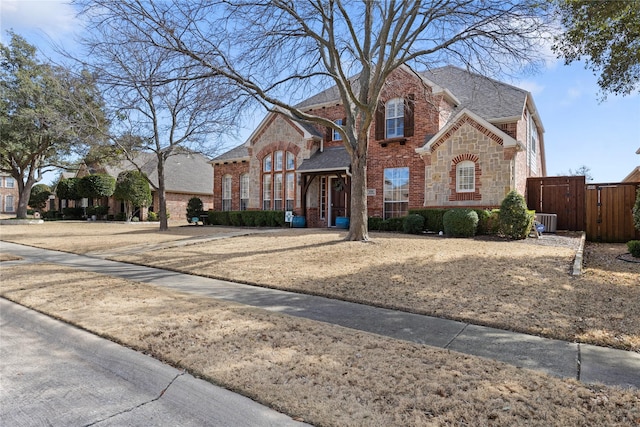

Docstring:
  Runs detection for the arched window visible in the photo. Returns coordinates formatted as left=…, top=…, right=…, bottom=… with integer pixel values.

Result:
left=262, top=150, right=296, bottom=211
left=385, top=98, right=404, bottom=138
left=240, top=173, right=249, bottom=211
left=222, top=175, right=232, bottom=211
left=456, top=161, right=475, bottom=193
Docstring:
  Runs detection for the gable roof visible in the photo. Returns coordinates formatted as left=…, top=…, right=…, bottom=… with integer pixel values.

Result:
left=102, top=150, right=213, bottom=194
left=416, top=108, right=520, bottom=155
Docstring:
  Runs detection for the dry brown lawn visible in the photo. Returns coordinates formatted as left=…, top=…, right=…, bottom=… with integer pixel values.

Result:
left=1, top=264, right=638, bottom=426
left=1, top=222, right=638, bottom=351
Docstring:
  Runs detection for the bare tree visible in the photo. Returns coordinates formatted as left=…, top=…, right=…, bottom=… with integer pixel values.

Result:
left=78, top=0, right=552, bottom=240
left=74, top=3, right=241, bottom=231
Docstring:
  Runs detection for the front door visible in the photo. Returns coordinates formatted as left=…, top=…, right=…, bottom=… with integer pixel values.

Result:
left=330, top=177, right=347, bottom=226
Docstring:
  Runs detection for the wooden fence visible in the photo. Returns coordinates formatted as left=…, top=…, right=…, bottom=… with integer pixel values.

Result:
left=585, top=183, right=640, bottom=243
left=527, top=177, right=639, bottom=242
left=526, top=176, right=585, bottom=231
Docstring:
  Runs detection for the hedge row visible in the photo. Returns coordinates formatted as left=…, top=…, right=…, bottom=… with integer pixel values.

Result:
left=208, top=210, right=288, bottom=227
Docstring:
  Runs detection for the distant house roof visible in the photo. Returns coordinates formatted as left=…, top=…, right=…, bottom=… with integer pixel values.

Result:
left=297, top=146, right=351, bottom=173
left=102, top=150, right=213, bottom=194
left=211, top=144, right=250, bottom=163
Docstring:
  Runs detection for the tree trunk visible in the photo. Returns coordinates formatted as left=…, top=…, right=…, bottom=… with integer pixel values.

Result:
left=345, top=132, right=370, bottom=241
left=157, top=158, right=169, bottom=231
left=15, top=173, right=36, bottom=219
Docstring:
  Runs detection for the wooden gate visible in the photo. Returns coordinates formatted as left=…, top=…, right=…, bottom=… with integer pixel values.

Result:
left=526, top=176, right=586, bottom=231
left=586, top=183, right=640, bottom=243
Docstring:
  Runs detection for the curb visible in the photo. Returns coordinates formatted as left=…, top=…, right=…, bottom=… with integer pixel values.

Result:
left=572, top=231, right=587, bottom=276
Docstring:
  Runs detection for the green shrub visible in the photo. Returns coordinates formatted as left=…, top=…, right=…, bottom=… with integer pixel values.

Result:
left=628, top=240, right=640, bottom=258
left=115, top=212, right=127, bottom=221
left=147, top=211, right=158, bottom=222
left=62, top=207, right=84, bottom=219
left=409, top=209, right=447, bottom=232
left=403, top=214, right=425, bottom=235
left=368, top=217, right=384, bottom=231
left=241, top=210, right=256, bottom=226
left=386, top=216, right=405, bottom=232
left=186, top=197, right=204, bottom=223
left=474, top=209, right=492, bottom=235
left=229, top=211, right=244, bottom=226
left=443, top=209, right=479, bottom=237
left=499, top=191, right=534, bottom=240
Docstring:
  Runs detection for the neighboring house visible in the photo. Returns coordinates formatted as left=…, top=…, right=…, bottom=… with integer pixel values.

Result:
left=211, top=65, right=545, bottom=227
left=75, top=150, right=213, bottom=221
left=622, top=147, right=640, bottom=183
left=0, top=173, right=19, bottom=214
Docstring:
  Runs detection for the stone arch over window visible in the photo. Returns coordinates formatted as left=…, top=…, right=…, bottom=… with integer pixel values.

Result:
left=449, top=154, right=482, bottom=201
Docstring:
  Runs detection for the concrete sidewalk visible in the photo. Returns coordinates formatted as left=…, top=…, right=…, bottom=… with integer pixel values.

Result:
left=1, top=241, right=638, bottom=390
left=0, top=299, right=309, bottom=427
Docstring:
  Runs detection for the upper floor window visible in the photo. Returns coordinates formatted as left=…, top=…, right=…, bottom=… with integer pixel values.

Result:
left=263, top=154, right=272, bottom=172
left=456, top=161, right=475, bottom=193
left=5, top=177, right=15, bottom=188
left=383, top=167, right=409, bottom=219
left=222, top=175, right=232, bottom=211
left=240, top=173, right=249, bottom=211
left=333, top=119, right=343, bottom=141
left=385, top=98, right=404, bottom=138
left=375, top=95, right=414, bottom=140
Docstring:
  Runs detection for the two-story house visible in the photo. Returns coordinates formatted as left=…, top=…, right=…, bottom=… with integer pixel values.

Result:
left=0, top=173, right=19, bottom=215
left=210, top=65, right=545, bottom=228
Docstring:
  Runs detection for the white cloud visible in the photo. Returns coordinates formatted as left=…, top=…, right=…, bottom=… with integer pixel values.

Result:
left=1, top=0, right=78, bottom=43
left=517, top=80, right=545, bottom=95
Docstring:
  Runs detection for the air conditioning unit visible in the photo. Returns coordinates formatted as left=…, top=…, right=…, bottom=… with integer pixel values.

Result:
left=535, top=213, right=557, bottom=233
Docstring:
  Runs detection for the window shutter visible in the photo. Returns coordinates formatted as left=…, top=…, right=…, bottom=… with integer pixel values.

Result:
left=325, top=126, right=333, bottom=142
left=375, top=101, right=385, bottom=140
left=404, top=94, right=414, bottom=137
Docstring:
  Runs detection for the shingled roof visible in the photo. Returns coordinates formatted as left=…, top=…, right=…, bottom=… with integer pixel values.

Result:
left=421, top=66, right=527, bottom=122
left=102, top=150, right=213, bottom=195
left=297, top=146, right=351, bottom=173
left=296, top=65, right=527, bottom=121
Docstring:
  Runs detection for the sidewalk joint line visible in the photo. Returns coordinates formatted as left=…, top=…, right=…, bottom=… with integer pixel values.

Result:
left=444, top=323, right=469, bottom=349
left=576, top=343, right=582, bottom=381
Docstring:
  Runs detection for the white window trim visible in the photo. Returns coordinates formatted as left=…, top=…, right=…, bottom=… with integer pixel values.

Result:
left=456, top=161, right=475, bottom=193
left=385, top=98, right=404, bottom=139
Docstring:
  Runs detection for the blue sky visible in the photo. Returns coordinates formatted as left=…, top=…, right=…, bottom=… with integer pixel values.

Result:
left=2, top=0, right=639, bottom=184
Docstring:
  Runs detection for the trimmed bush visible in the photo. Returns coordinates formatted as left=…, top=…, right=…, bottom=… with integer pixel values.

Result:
left=443, top=209, right=479, bottom=237
left=386, top=216, right=405, bottom=232
left=499, top=191, right=535, bottom=240
left=368, top=217, right=384, bottom=231
left=207, top=210, right=288, bottom=227
left=147, top=211, right=158, bottom=222
left=403, top=214, right=425, bottom=235
left=229, top=211, right=244, bottom=226
left=62, top=207, right=84, bottom=219
left=241, top=210, right=256, bottom=227
left=186, top=197, right=204, bottom=223
left=409, top=208, right=447, bottom=232
left=628, top=240, right=640, bottom=258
